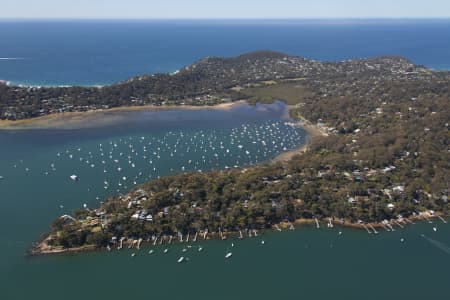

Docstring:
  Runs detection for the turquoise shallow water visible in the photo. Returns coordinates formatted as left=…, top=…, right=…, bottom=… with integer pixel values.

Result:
left=0, top=102, right=449, bottom=300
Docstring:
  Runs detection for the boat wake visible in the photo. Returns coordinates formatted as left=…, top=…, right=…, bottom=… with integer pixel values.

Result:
left=421, top=234, right=450, bottom=255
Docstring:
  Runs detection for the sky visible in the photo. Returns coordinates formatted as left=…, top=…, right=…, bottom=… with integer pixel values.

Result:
left=1, top=0, right=450, bottom=19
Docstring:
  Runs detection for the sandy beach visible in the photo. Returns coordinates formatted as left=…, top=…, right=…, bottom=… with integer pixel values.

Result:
left=273, top=116, right=328, bottom=163
left=0, top=101, right=244, bottom=130
left=0, top=100, right=327, bottom=164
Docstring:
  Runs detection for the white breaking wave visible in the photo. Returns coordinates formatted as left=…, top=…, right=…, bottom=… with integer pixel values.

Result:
left=0, top=57, right=26, bottom=60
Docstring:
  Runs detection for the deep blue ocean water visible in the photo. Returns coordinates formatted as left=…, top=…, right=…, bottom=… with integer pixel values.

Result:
left=0, top=19, right=449, bottom=86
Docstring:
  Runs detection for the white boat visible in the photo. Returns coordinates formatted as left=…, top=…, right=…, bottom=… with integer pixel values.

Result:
left=198, top=247, right=203, bottom=252
left=177, top=256, right=185, bottom=263
left=148, top=249, right=154, bottom=254
left=69, top=174, right=79, bottom=181
left=225, top=252, right=232, bottom=259
left=0, top=176, right=4, bottom=180
left=163, top=248, right=169, bottom=253
left=433, top=227, right=437, bottom=232
left=131, top=253, right=135, bottom=257
left=261, top=240, right=265, bottom=245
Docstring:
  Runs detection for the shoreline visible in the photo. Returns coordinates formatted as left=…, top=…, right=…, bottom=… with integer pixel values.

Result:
left=272, top=114, right=328, bottom=163
left=28, top=212, right=447, bottom=257
left=0, top=101, right=244, bottom=130
left=0, top=99, right=327, bottom=164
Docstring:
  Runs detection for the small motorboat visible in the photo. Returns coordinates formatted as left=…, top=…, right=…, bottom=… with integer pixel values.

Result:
left=225, top=252, right=232, bottom=259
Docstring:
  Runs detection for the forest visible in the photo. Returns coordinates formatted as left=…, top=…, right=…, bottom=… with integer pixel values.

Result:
left=28, top=51, right=449, bottom=252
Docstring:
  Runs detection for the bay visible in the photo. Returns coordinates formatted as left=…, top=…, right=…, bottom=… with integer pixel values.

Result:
left=0, top=102, right=449, bottom=300
left=0, top=20, right=449, bottom=300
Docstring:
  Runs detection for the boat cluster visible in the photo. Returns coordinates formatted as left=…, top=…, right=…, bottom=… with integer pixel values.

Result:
left=10, top=121, right=304, bottom=201
left=128, top=239, right=267, bottom=263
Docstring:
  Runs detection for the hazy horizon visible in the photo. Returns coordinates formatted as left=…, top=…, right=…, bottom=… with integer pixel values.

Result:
left=2, top=0, right=450, bottom=19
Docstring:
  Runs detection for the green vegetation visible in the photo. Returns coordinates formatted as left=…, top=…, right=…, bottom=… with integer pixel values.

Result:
left=242, top=82, right=314, bottom=105
left=28, top=51, right=449, bottom=253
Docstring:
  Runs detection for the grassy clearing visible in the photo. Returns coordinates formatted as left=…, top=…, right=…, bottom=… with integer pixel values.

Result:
left=241, top=82, right=314, bottom=105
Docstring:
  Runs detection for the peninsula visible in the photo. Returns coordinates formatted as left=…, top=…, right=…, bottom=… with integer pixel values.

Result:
left=21, top=51, right=448, bottom=255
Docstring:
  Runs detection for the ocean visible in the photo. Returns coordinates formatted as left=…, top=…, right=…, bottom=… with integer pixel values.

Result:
left=0, top=19, right=450, bottom=86
left=0, top=20, right=449, bottom=300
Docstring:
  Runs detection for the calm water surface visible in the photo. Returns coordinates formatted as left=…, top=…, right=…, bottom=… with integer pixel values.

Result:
left=0, top=19, right=450, bottom=299
left=0, top=102, right=449, bottom=300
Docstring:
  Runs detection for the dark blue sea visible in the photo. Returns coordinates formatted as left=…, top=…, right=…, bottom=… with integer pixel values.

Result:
left=0, top=19, right=449, bottom=86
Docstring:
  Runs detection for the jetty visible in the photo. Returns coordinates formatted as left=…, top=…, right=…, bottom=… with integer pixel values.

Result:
left=193, top=231, right=198, bottom=242
left=361, top=223, right=371, bottom=234
left=327, top=218, right=334, bottom=228
left=368, top=224, right=378, bottom=234
left=394, top=221, right=404, bottom=228
left=314, top=218, right=320, bottom=229
left=288, top=222, right=295, bottom=230
left=381, top=223, right=390, bottom=232
left=118, top=237, right=125, bottom=250
left=385, top=221, right=395, bottom=231
left=437, top=215, right=447, bottom=224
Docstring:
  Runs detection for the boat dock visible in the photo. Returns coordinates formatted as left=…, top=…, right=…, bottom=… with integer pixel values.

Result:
left=361, top=223, right=371, bottom=234
left=368, top=224, right=378, bottom=234
left=327, top=218, right=334, bottom=228
left=437, top=215, right=447, bottom=224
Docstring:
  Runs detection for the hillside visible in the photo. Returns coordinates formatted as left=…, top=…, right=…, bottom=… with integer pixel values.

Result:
left=28, top=52, right=449, bottom=254
left=1, top=50, right=437, bottom=120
